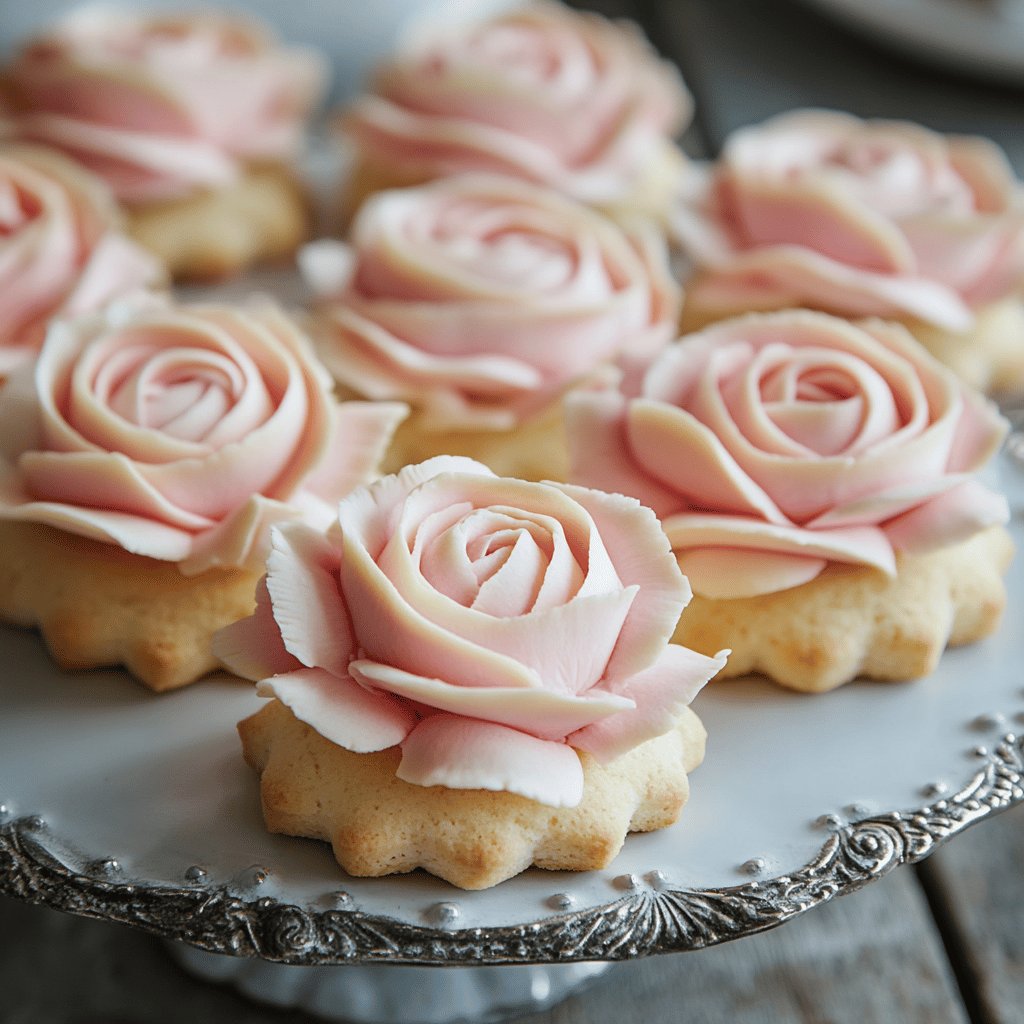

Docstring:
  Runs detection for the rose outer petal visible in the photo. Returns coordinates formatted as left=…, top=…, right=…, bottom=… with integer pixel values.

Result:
left=265, top=522, right=354, bottom=677
left=258, top=667, right=417, bottom=754
left=677, top=547, right=828, bottom=598
left=397, top=714, right=585, bottom=808
left=569, top=643, right=728, bottom=763
left=883, top=478, right=1009, bottom=554
left=348, top=659, right=634, bottom=740
left=213, top=577, right=301, bottom=681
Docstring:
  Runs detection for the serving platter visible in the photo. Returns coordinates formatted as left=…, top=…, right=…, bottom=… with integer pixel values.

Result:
left=800, top=0, right=1024, bottom=86
left=1, top=443, right=1022, bottom=968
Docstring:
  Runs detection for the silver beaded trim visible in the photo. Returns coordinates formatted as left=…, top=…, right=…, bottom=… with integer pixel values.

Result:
left=1, top=730, right=1021, bottom=965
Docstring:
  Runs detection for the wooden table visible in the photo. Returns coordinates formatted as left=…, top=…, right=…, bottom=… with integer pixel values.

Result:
left=2, top=1, right=1022, bottom=1021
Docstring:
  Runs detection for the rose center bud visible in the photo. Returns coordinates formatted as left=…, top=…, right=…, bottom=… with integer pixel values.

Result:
left=0, top=181, right=40, bottom=235
left=92, top=335, right=272, bottom=446
left=417, top=505, right=572, bottom=618
left=748, top=348, right=898, bottom=458
left=471, top=25, right=560, bottom=84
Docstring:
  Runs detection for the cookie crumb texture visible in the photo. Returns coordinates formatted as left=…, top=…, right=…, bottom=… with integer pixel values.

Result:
left=675, top=526, right=1014, bottom=693
left=128, top=163, right=310, bottom=282
left=239, top=700, right=707, bottom=890
left=0, top=521, right=259, bottom=691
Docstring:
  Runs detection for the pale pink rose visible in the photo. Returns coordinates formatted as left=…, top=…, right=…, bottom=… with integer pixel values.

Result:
left=673, top=110, right=1024, bottom=330
left=214, top=457, right=726, bottom=807
left=5, top=8, right=327, bottom=203
left=567, top=310, right=1009, bottom=599
left=0, top=297, right=406, bottom=573
left=302, top=175, right=680, bottom=428
left=345, top=2, right=690, bottom=207
left=0, top=143, right=163, bottom=379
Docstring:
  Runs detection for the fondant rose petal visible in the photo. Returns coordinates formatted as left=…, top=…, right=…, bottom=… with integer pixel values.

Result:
left=661, top=513, right=898, bottom=575
left=677, top=547, right=829, bottom=599
left=258, top=668, right=417, bottom=754
left=300, top=400, right=409, bottom=504
left=564, top=388, right=682, bottom=519
left=569, top=644, right=727, bottom=762
left=883, top=479, right=1009, bottom=554
left=626, top=399, right=789, bottom=522
left=264, top=523, right=354, bottom=678
left=212, top=577, right=300, bottom=681
left=178, top=494, right=299, bottom=576
left=554, top=482, right=691, bottom=682
left=397, top=714, right=585, bottom=808
left=348, top=660, right=633, bottom=740
left=0, top=500, right=193, bottom=560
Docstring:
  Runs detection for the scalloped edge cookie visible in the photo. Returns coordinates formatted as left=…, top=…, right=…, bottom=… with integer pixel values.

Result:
left=238, top=700, right=707, bottom=890
left=672, top=526, right=1014, bottom=694
left=381, top=403, right=569, bottom=483
left=128, top=163, right=311, bottom=282
left=0, top=521, right=258, bottom=691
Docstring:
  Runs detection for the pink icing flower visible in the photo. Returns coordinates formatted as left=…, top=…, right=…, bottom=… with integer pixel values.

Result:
left=0, top=297, right=406, bottom=573
left=567, top=310, right=1009, bottom=599
left=4, top=8, right=327, bottom=203
left=214, top=457, right=727, bottom=807
left=673, top=110, right=1024, bottom=330
left=302, top=175, right=680, bottom=427
left=0, top=143, right=163, bottom=379
left=345, top=2, right=690, bottom=207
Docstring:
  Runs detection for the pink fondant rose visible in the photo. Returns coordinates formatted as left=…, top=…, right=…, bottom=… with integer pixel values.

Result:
left=567, top=311, right=1009, bottom=598
left=0, top=143, right=163, bottom=379
left=302, top=175, right=680, bottom=427
left=674, top=110, right=1024, bottom=330
left=214, top=457, right=726, bottom=807
left=345, top=1, right=690, bottom=206
left=0, top=297, right=406, bottom=573
left=5, top=8, right=326, bottom=203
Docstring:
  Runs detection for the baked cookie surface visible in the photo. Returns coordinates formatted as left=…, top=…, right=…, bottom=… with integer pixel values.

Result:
left=128, top=164, right=310, bottom=282
left=673, top=526, right=1014, bottom=693
left=239, top=699, right=707, bottom=890
left=0, top=521, right=258, bottom=692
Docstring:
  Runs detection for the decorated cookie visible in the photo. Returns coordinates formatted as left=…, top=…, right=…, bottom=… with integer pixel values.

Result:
left=673, top=110, right=1024, bottom=394
left=342, top=1, right=691, bottom=224
left=4, top=8, right=327, bottom=279
left=0, top=296, right=406, bottom=690
left=0, top=142, right=163, bottom=380
left=218, top=457, right=726, bottom=889
left=567, top=310, right=1012, bottom=692
left=302, top=174, right=679, bottom=480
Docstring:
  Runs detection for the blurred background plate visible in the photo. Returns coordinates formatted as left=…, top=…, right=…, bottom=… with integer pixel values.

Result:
left=800, top=0, right=1024, bottom=85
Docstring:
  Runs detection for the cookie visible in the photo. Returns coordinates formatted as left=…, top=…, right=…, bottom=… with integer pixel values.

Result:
left=128, top=164, right=310, bottom=282
left=0, top=521, right=258, bottom=691
left=239, top=699, right=706, bottom=890
left=381, top=402, right=569, bottom=483
left=673, top=526, right=1014, bottom=693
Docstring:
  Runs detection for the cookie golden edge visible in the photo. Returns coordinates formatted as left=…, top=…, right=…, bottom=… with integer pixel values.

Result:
left=128, top=163, right=311, bottom=282
left=238, top=700, right=707, bottom=891
left=673, top=526, right=1014, bottom=694
left=0, top=521, right=258, bottom=691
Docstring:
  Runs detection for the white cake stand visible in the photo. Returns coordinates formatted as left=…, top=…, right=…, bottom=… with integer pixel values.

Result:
left=2, top=452, right=1022, bottom=1023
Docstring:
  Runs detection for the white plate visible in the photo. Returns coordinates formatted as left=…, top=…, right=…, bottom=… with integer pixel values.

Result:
left=1, top=451, right=1022, bottom=964
left=800, top=0, right=1024, bottom=85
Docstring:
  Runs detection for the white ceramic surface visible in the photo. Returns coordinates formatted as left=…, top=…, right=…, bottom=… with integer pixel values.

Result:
left=800, top=0, right=1024, bottom=85
left=1, top=452, right=1022, bottom=938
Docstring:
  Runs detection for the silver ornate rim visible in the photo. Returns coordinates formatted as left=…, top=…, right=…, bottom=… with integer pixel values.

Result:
left=1, top=730, right=1021, bottom=964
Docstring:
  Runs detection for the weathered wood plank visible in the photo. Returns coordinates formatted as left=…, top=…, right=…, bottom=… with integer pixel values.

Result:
left=0, top=866, right=968, bottom=1024
left=647, top=0, right=1024, bottom=167
left=918, top=807, right=1024, bottom=1024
